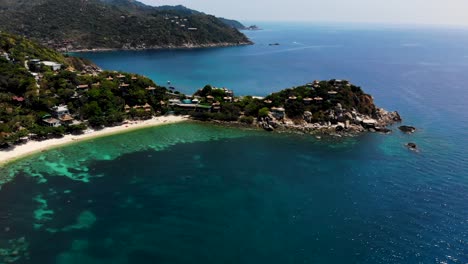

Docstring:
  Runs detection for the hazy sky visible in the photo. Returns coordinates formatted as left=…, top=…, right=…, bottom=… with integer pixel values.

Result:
left=140, top=0, right=468, bottom=26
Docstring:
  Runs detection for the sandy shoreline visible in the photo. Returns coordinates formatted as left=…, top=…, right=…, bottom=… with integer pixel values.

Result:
left=0, top=115, right=189, bottom=167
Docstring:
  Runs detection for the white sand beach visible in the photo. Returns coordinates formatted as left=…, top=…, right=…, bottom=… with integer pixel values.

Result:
left=0, top=115, right=189, bottom=166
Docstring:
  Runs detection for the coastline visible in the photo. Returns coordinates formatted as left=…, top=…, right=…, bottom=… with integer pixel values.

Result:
left=67, top=42, right=253, bottom=53
left=0, top=115, right=189, bottom=167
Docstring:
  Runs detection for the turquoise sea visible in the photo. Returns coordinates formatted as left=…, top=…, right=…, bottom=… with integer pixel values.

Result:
left=1, top=22, right=468, bottom=263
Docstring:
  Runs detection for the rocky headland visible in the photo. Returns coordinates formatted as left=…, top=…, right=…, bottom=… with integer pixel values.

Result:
left=178, top=80, right=402, bottom=137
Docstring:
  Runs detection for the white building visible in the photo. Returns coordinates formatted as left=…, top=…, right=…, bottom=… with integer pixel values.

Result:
left=52, top=105, right=70, bottom=118
left=41, top=61, right=62, bottom=71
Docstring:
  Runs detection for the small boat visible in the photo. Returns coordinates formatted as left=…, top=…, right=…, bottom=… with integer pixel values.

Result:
left=167, top=80, right=171, bottom=85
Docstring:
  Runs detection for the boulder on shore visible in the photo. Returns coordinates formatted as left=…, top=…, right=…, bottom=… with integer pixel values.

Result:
left=399, top=125, right=416, bottom=134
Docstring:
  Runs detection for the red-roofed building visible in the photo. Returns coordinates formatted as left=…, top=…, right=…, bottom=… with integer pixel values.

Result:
left=12, top=96, right=25, bottom=102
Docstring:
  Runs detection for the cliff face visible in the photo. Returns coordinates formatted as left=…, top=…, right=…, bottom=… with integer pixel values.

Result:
left=0, top=0, right=251, bottom=51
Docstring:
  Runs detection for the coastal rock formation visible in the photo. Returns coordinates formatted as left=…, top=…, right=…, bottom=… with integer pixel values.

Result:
left=399, top=125, right=416, bottom=134
left=244, top=81, right=402, bottom=135
left=406, top=142, right=418, bottom=150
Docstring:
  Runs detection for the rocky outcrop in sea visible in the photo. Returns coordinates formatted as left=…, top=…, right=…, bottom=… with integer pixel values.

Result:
left=256, top=104, right=401, bottom=136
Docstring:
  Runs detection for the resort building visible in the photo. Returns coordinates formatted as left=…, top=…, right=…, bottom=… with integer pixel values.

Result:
left=146, top=86, right=157, bottom=95
left=143, top=103, right=152, bottom=112
left=314, top=97, right=323, bottom=102
left=169, top=99, right=182, bottom=105
left=303, top=97, right=313, bottom=104
left=59, top=114, right=74, bottom=125
left=43, top=117, right=61, bottom=127
left=52, top=105, right=70, bottom=118
left=212, top=101, right=221, bottom=112
left=76, top=84, right=89, bottom=91
left=124, top=105, right=131, bottom=113
left=40, top=61, right=62, bottom=71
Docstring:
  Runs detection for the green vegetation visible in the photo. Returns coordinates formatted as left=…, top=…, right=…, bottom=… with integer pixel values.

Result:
left=185, top=80, right=377, bottom=124
left=0, top=0, right=251, bottom=51
left=0, top=32, right=169, bottom=147
left=0, top=32, right=381, bottom=148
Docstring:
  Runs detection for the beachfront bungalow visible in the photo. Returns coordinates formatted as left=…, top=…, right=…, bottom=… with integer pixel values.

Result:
left=143, top=103, right=152, bottom=112
left=43, top=117, right=61, bottom=127
left=106, top=76, right=114, bottom=81
left=288, top=96, right=297, bottom=101
left=328, top=91, right=338, bottom=96
left=264, top=99, right=272, bottom=104
left=52, top=105, right=70, bottom=118
left=271, top=107, right=285, bottom=119
left=188, top=28, right=198, bottom=31
left=223, top=96, right=233, bottom=102
left=59, top=114, right=74, bottom=125
left=117, top=74, right=126, bottom=79
left=92, top=82, right=100, bottom=88
left=124, top=105, right=131, bottom=113
left=131, top=76, right=138, bottom=80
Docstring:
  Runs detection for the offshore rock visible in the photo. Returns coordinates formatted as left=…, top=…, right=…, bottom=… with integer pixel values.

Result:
left=406, top=142, right=418, bottom=150
left=399, top=125, right=416, bottom=134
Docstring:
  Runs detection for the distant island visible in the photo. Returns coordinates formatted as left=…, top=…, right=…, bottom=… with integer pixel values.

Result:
left=0, top=0, right=252, bottom=51
left=243, top=25, right=262, bottom=31
left=0, top=32, right=402, bottom=157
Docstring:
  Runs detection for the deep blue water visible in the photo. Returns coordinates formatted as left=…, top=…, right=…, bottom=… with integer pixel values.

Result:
left=1, top=22, right=468, bottom=263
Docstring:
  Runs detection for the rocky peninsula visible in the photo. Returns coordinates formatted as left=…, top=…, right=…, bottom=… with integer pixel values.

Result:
left=178, top=80, right=401, bottom=136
